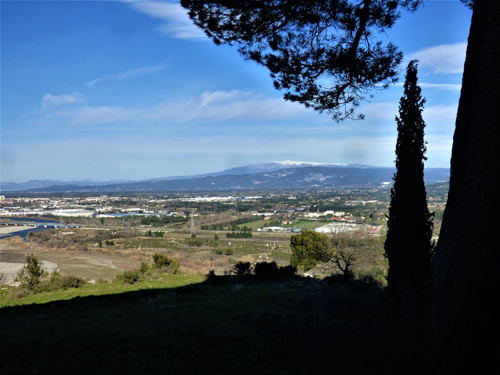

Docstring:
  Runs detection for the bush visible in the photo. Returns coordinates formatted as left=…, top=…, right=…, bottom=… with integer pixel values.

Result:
left=224, top=249, right=234, bottom=256
left=324, top=271, right=355, bottom=284
left=207, top=269, right=216, bottom=279
left=234, top=262, right=252, bottom=276
left=254, top=261, right=281, bottom=279
left=116, top=270, right=142, bottom=284
left=188, top=239, right=203, bottom=247
left=146, top=230, right=164, bottom=237
left=153, top=253, right=173, bottom=268
left=152, top=253, right=180, bottom=274
left=143, top=268, right=163, bottom=280
left=8, top=288, right=31, bottom=300
left=279, top=265, right=297, bottom=277
left=14, top=254, right=47, bottom=291
left=59, top=275, right=87, bottom=289
left=139, top=261, right=150, bottom=274
left=40, top=271, right=87, bottom=291
left=214, top=249, right=223, bottom=255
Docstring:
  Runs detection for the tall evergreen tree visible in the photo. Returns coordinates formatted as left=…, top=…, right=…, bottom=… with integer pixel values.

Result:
left=183, top=1, right=500, bottom=370
left=384, top=60, right=433, bottom=306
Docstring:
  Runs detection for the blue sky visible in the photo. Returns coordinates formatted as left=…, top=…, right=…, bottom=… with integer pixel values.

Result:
left=1, top=0, right=472, bottom=183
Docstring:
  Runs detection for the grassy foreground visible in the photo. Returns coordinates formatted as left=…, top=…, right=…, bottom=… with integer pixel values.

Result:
left=0, top=273, right=431, bottom=375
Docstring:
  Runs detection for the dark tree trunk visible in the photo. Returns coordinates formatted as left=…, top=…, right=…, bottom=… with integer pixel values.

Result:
left=432, top=1, right=500, bottom=373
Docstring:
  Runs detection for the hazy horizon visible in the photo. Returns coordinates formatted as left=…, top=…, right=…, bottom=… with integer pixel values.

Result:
left=2, top=1, right=471, bottom=183
left=2, top=160, right=451, bottom=185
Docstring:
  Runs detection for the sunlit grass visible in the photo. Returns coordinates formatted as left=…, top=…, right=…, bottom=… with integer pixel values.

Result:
left=0, top=274, right=207, bottom=308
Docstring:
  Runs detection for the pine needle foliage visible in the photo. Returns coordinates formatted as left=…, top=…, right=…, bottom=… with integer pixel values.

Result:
left=181, top=0, right=423, bottom=121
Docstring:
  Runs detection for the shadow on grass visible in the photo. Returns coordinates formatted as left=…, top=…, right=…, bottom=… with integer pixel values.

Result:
left=0, top=274, right=433, bottom=375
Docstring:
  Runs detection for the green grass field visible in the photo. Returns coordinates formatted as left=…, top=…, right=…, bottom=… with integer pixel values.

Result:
left=0, top=274, right=206, bottom=308
left=235, top=219, right=267, bottom=230
left=0, top=275, right=414, bottom=374
left=0, top=273, right=431, bottom=375
left=291, top=220, right=330, bottom=230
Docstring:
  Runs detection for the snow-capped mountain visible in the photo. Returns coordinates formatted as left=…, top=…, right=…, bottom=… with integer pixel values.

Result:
left=4, top=162, right=450, bottom=193
left=146, top=161, right=375, bottom=182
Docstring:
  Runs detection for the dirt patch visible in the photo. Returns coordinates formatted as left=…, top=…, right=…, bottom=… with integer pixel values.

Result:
left=0, top=236, right=141, bottom=282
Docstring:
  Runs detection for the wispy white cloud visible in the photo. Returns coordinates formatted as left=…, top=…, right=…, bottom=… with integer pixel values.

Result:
left=42, top=92, right=85, bottom=109
left=124, top=0, right=206, bottom=40
left=192, top=90, right=310, bottom=121
left=43, top=90, right=313, bottom=125
left=394, top=82, right=461, bottom=91
left=85, top=64, right=168, bottom=86
left=406, top=42, right=467, bottom=74
left=419, top=83, right=461, bottom=91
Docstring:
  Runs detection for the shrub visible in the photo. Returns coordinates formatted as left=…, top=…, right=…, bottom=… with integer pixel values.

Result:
left=116, top=270, right=142, bottom=284
left=188, top=239, right=203, bottom=247
left=214, top=249, right=223, bottom=255
left=152, top=253, right=180, bottom=274
left=279, top=265, right=297, bottom=277
left=59, top=275, right=87, bottom=289
left=355, top=273, right=383, bottom=288
left=224, top=249, right=234, bottom=256
left=8, top=288, right=31, bottom=300
left=207, top=269, right=216, bottom=279
left=14, top=254, right=47, bottom=291
left=37, top=271, right=87, bottom=291
left=254, top=261, right=281, bottom=279
left=234, top=262, right=252, bottom=276
left=324, top=271, right=355, bottom=284
left=153, top=253, right=173, bottom=268
left=143, top=268, right=163, bottom=280
left=139, top=261, right=150, bottom=274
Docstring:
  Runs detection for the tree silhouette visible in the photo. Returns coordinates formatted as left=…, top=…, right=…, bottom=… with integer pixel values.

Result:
left=182, top=0, right=421, bottom=121
left=384, top=60, right=433, bottom=309
left=182, top=1, right=500, bottom=371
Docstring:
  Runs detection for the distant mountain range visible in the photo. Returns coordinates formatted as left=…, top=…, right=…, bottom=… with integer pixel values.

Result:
left=0, top=179, right=135, bottom=192
left=1, top=161, right=450, bottom=193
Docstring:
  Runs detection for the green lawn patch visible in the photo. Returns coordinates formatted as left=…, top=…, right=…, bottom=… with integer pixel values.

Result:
left=292, top=220, right=329, bottom=230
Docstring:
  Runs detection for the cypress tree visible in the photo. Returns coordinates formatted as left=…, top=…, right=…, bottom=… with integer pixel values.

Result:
left=384, top=60, right=433, bottom=308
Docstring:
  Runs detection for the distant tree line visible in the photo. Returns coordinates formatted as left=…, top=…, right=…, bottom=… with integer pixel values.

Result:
left=226, top=231, right=252, bottom=238
left=146, top=230, right=164, bottom=237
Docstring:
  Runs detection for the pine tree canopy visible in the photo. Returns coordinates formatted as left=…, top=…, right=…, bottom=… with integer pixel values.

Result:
left=181, top=0, right=423, bottom=121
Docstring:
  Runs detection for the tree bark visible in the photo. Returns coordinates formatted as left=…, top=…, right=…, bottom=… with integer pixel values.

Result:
left=432, top=1, right=500, bottom=373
